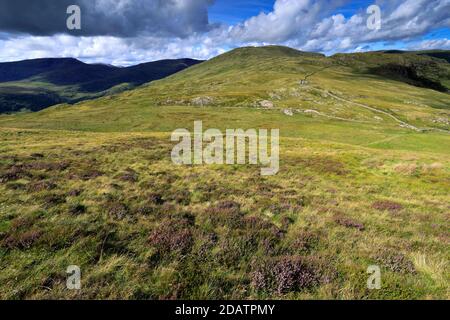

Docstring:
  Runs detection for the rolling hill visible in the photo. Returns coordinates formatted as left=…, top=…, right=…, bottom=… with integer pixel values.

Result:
left=3, top=46, right=447, bottom=132
left=0, top=57, right=202, bottom=113
left=0, top=46, right=448, bottom=300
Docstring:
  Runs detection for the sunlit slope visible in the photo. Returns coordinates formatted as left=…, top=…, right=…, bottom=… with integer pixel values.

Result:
left=0, top=46, right=449, bottom=300
left=0, top=46, right=449, bottom=132
left=121, top=46, right=450, bottom=130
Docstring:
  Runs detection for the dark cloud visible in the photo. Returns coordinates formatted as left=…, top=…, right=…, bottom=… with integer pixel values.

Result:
left=0, top=0, right=214, bottom=37
left=0, top=0, right=448, bottom=65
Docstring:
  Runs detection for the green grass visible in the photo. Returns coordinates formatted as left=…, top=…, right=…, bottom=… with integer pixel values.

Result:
left=0, top=46, right=448, bottom=300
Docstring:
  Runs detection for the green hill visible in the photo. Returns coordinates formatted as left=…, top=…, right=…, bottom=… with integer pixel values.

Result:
left=2, top=46, right=449, bottom=131
left=0, top=46, right=448, bottom=300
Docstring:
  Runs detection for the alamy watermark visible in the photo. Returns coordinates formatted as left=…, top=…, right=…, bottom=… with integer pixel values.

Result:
left=67, top=5, right=81, bottom=30
left=171, top=121, right=279, bottom=176
left=367, top=4, right=381, bottom=30
left=66, top=265, right=81, bottom=290
left=367, top=265, right=381, bottom=290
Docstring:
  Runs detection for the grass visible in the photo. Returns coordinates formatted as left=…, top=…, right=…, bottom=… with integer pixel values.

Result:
left=0, top=46, right=448, bottom=299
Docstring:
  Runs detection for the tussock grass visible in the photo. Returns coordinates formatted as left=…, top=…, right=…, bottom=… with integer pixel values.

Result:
left=0, top=46, right=448, bottom=299
left=0, top=122, right=448, bottom=299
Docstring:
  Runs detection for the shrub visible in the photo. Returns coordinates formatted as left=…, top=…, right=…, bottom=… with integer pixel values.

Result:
left=136, top=204, right=158, bottom=216
left=196, top=183, right=232, bottom=202
left=273, top=256, right=320, bottom=294
left=42, top=194, right=66, bottom=207
left=27, top=161, right=70, bottom=171
left=2, top=230, right=43, bottom=249
left=148, top=222, right=194, bottom=255
left=67, top=189, right=82, bottom=197
left=291, top=231, right=320, bottom=253
left=195, top=232, right=218, bottom=261
left=30, top=153, right=44, bottom=158
left=147, top=192, right=165, bottom=205
left=78, top=169, right=104, bottom=181
left=372, top=201, right=403, bottom=213
left=241, top=216, right=273, bottom=230
left=167, top=189, right=191, bottom=205
left=216, top=235, right=257, bottom=267
left=0, top=165, right=31, bottom=182
left=375, top=250, right=416, bottom=274
left=5, top=182, right=26, bottom=190
left=68, top=203, right=87, bottom=215
left=118, top=168, right=139, bottom=182
left=240, top=215, right=285, bottom=254
left=107, top=202, right=129, bottom=220
left=333, top=215, right=365, bottom=231
left=10, top=216, right=36, bottom=231
left=251, top=256, right=322, bottom=294
left=204, top=201, right=243, bottom=227
left=280, top=216, right=294, bottom=230
left=27, top=180, right=57, bottom=192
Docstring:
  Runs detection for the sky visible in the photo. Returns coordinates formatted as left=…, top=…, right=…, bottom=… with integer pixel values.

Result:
left=0, top=0, right=449, bottom=66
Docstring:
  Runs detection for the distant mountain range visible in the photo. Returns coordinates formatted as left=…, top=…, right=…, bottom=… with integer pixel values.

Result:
left=1, top=48, right=449, bottom=115
left=0, top=58, right=202, bottom=113
left=2, top=46, right=447, bottom=133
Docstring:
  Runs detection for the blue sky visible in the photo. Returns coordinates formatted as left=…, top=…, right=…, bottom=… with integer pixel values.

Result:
left=209, top=0, right=371, bottom=22
left=209, top=0, right=450, bottom=44
left=0, top=0, right=449, bottom=65
left=208, top=0, right=450, bottom=55
left=209, top=0, right=275, bottom=24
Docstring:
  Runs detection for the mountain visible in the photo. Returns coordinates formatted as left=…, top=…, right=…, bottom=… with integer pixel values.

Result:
left=55, top=45, right=445, bottom=131
left=0, top=57, right=202, bottom=113
left=332, top=50, right=450, bottom=92
left=1, top=46, right=448, bottom=133
left=0, top=46, right=449, bottom=300
left=377, top=49, right=450, bottom=63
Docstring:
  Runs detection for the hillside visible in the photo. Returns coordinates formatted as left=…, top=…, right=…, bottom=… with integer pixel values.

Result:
left=0, top=46, right=448, bottom=300
left=3, top=46, right=448, bottom=132
left=333, top=50, right=450, bottom=92
left=0, top=58, right=202, bottom=113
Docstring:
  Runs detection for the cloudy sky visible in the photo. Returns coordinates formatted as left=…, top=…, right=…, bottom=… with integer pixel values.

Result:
left=0, top=0, right=449, bottom=65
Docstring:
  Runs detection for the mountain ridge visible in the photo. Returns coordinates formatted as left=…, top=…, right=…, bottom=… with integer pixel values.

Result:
left=0, top=57, right=203, bottom=113
left=2, top=45, right=449, bottom=133
left=1, top=45, right=449, bottom=118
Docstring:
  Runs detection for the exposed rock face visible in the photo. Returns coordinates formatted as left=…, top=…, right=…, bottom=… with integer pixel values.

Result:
left=191, top=96, right=214, bottom=106
left=304, top=109, right=320, bottom=115
left=259, top=100, right=274, bottom=108
left=283, top=109, right=294, bottom=116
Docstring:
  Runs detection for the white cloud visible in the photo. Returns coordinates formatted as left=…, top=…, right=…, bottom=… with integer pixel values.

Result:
left=0, top=34, right=228, bottom=66
left=410, top=38, right=450, bottom=50
left=0, top=0, right=449, bottom=65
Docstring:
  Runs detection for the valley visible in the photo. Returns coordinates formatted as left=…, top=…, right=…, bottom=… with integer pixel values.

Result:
left=0, top=58, right=202, bottom=113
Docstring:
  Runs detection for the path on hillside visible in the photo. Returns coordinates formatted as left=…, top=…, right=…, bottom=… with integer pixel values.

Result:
left=304, top=67, right=449, bottom=133
left=325, top=91, right=422, bottom=131
left=302, top=66, right=333, bottom=82
left=327, top=91, right=450, bottom=133
left=300, top=109, right=374, bottom=124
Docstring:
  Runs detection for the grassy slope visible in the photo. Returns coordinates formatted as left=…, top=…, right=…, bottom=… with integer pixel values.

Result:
left=0, top=46, right=448, bottom=299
